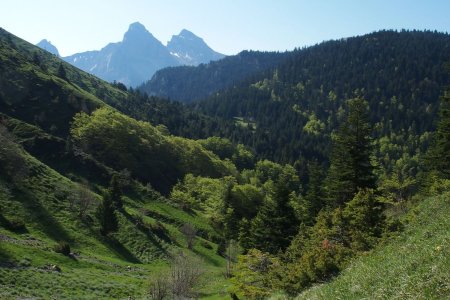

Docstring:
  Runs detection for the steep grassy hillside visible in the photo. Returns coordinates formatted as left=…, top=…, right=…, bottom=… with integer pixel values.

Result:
left=0, top=28, right=234, bottom=299
left=289, top=193, right=450, bottom=299
left=0, top=28, right=237, bottom=194
left=0, top=141, right=229, bottom=298
left=0, top=27, right=126, bottom=137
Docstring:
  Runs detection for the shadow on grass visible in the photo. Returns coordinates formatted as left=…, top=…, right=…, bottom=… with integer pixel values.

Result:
left=84, top=223, right=142, bottom=264
left=196, top=291, right=236, bottom=300
left=0, top=240, right=12, bottom=264
left=192, top=247, right=223, bottom=267
left=14, top=187, right=72, bottom=243
left=0, top=213, right=28, bottom=234
left=102, top=235, right=142, bottom=264
left=120, top=209, right=169, bottom=255
left=83, top=221, right=142, bottom=264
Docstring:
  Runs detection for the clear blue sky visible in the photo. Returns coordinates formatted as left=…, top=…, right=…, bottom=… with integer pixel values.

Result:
left=1, top=0, right=449, bottom=56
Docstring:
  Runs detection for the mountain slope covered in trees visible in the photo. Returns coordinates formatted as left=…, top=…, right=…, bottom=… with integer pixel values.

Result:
left=1, top=27, right=449, bottom=299
left=139, top=50, right=291, bottom=102
left=194, top=30, right=450, bottom=164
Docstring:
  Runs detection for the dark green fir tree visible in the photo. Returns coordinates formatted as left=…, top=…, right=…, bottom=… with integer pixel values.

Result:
left=57, top=63, right=67, bottom=79
left=326, top=97, right=376, bottom=207
left=428, top=80, right=450, bottom=178
left=96, top=192, right=118, bottom=236
left=109, top=174, right=123, bottom=209
left=304, top=160, right=325, bottom=223
left=248, top=167, right=299, bottom=253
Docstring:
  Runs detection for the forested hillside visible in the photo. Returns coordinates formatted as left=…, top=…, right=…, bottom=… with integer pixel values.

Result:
left=194, top=30, right=450, bottom=164
left=139, top=50, right=291, bottom=102
left=1, top=27, right=449, bottom=299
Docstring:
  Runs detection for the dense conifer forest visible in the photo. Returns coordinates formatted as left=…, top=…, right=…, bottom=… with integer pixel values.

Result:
left=139, top=50, right=291, bottom=103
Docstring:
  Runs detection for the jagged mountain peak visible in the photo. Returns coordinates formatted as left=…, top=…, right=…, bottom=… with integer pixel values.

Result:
left=62, top=22, right=224, bottom=86
left=36, top=39, right=59, bottom=56
left=123, top=22, right=157, bottom=44
left=128, top=21, right=146, bottom=31
left=168, top=29, right=225, bottom=66
left=169, top=29, right=203, bottom=44
left=178, top=29, right=201, bottom=40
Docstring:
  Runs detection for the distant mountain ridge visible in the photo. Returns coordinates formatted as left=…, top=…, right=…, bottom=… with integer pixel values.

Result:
left=37, top=22, right=225, bottom=86
left=167, top=29, right=224, bottom=65
left=36, top=39, right=59, bottom=56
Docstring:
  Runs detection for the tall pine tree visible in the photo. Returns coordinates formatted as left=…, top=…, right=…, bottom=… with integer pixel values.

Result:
left=248, top=166, right=299, bottom=253
left=109, top=174, right=123, bottom=209
left=96, top=192, right=118, bottom=236
left=303, top=160, right=325, bottom=223
left=57, top=63, right=67, bottom=79
left=429, top=79, right=450, bottom=178
left=326, top=97, right=376, bottom=207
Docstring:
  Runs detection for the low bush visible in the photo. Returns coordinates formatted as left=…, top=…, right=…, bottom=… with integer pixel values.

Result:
left=2, top=217, right=27, bottom=233
left=53, top=241, right=71, bottom=256
left=200, top=240, right=213, bottom=249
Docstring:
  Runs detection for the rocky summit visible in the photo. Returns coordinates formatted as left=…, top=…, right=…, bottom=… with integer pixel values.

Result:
left=58, top=22, right=224, bottom=86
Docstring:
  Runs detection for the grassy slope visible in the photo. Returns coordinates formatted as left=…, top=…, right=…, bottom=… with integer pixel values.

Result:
left=0, top=146, right=230, bottom=299
left=0, top=27, right=127, bottom=104
left=291, top=194, right=450, bottom=300
left=0, top=29, right=230, bottom=299
left=0, top=28, right=125, bottom=138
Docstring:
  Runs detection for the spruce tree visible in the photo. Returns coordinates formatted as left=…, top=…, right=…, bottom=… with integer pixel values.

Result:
left=326, top=97, right=376, bottom=206
left=109, top=174, right=123, bottom=209
left=429, top=81, right=450, bottom=178
left=96, top=192, right=118, bottom=236
left=238, top=218, right=252, bottom=252
left=249, top=197, right=284, bottom=253
left=304, top=160, right=324, bottom=222
left=57, top=63, right=67, bottom=79
left=248, top=167, right=299, bottom=253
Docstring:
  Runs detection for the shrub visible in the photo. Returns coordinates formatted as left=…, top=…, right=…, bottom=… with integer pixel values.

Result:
left=148, top=252, right=203, bottom=299
left=148, top=221, right=171, bottom=241
left=54, top=241, right=71, bottom=256
left=4, top=217, right=27, bottom=233
left=216, top=239, right=226, bottom=256
left=200, top=240, right=213, bottom=249
left=180, top=223, right=197, bottom=250
left=149, top=221, right=166, bottom=235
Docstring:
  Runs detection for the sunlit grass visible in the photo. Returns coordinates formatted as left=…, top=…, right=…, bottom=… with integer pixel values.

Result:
left=294, top=193, right=450, bottom=299
left=0, top=153, right=227, bottom=298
